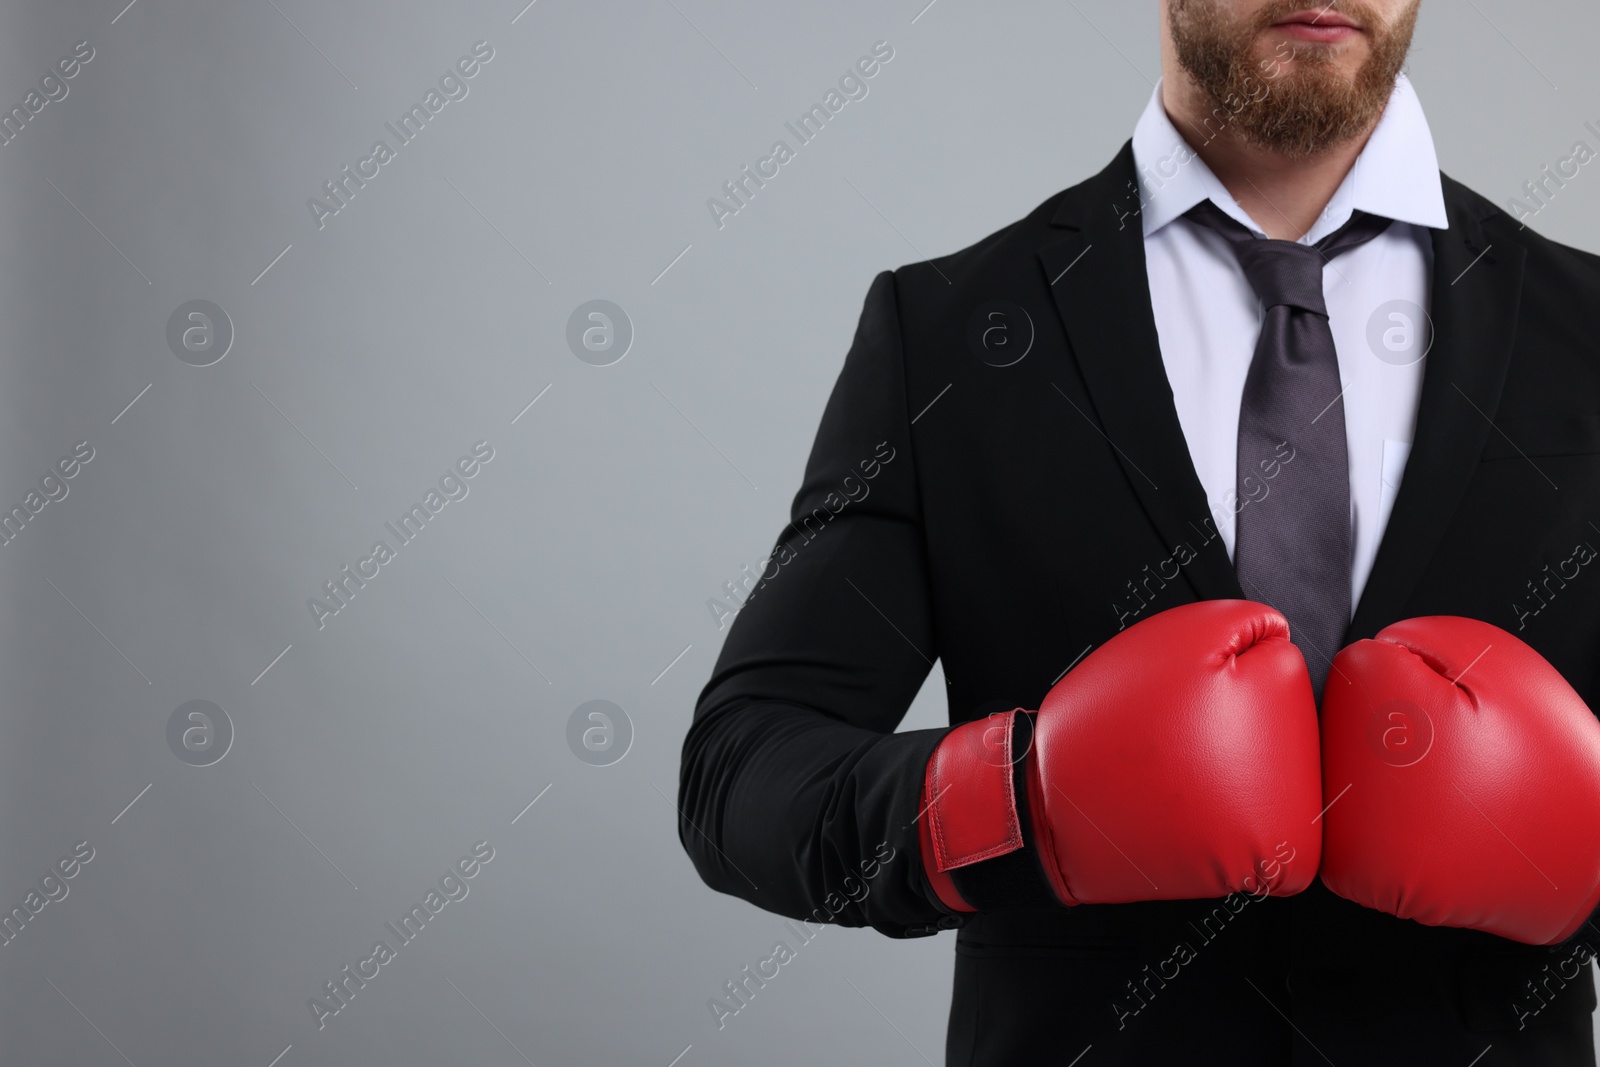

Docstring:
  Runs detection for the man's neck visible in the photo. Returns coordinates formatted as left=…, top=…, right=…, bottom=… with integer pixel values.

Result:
left=1161, top=79, right=1376, bottom=242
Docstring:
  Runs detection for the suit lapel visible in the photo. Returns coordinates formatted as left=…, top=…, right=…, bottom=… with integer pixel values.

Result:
left=1344, top=178, right=1526, bottom=640
left=1037, top=149, right=1524, bottom=630
left=1038, top=140, right=1245, bottom=604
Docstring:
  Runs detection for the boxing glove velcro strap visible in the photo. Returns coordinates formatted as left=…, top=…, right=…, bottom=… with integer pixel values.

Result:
left=923, top=710, right=1026, bottom=871
left=947, top=712, right=1063, bottom=912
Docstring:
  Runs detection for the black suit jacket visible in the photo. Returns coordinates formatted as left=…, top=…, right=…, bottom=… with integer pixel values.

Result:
left=678, top=140, right=1600, bottom=1065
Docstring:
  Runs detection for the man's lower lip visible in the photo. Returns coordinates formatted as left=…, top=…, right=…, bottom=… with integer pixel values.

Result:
left=1273, top=22, right=1361, bottom=42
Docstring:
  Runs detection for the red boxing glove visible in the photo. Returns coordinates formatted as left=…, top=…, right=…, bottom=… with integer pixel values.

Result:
left=1320, top=616, right=1600, bottom=945
left=918, top=600, right=1322, bottom=912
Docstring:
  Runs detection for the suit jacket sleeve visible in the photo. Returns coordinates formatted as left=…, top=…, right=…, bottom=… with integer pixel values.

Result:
left=677, top=269, right=963, bottom=938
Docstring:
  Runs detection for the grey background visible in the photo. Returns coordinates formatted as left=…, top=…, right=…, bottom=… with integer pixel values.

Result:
left=1, top=1, right=1596, bottom=1064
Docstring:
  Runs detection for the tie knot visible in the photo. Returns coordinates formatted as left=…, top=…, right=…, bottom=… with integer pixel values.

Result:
left=1183, top=198, right=1394, bottom=316
left=1235, top=239, right=1329, bottom=315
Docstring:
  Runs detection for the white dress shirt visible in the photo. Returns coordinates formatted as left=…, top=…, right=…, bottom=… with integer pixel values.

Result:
left=1130, top=71, right=1450, bottom=612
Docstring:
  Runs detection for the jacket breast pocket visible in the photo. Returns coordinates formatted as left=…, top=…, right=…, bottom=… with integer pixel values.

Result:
left=1480, top=413, right=1600, bottom=461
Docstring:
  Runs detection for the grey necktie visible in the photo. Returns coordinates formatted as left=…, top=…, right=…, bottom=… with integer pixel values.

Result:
left=1184, top=198, right=1394, bottom=699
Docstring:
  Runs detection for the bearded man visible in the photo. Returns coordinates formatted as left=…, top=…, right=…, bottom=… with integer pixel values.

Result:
left=680, top=3, right=1600, bottom=1062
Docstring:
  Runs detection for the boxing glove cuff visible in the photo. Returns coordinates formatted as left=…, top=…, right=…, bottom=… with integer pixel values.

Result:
left=919, top=711, right=1064, bottom=913
left=923, top=710, right=1025, bottom=872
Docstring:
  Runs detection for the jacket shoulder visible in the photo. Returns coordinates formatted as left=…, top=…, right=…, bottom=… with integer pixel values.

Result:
left=1447, top=173, right=1600, bottom=391
left=1451, top=172, right=1600, bottom=281
left=886, top=178, right=1094, bottom=294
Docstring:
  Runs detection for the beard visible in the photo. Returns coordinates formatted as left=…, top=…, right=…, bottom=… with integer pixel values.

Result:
left=1169, top=0, right=1421, bottom=159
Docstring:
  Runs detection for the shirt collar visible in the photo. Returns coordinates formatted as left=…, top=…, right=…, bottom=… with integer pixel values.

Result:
left=1130, top=71, right=1449, bottom=244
